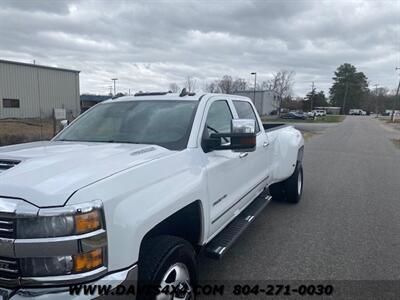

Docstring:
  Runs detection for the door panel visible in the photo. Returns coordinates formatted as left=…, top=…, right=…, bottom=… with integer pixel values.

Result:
left=232, top=100, right=269, bottom=206
left=202, top=100, right=247, bottom=237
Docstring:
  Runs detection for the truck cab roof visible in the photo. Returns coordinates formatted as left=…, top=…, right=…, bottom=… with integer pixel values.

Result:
left=104, top=92, right=252, bottom=103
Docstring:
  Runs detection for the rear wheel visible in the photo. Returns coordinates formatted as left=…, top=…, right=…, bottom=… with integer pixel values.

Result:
left=269, top=181, right=285, bottom=202
left=285, top=163, right=303, bottom=203
left=138, top=235, right=197, bottom=300
left=268, top=163, right=303, bottom=204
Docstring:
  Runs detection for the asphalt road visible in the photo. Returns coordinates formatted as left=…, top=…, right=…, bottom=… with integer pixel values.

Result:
left=197, top=116, right=400, bottom=298
left=291, top=122, right=338, bottom=134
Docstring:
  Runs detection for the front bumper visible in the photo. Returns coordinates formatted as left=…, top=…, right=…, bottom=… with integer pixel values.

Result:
left=1, top=264, right=138, bottom=300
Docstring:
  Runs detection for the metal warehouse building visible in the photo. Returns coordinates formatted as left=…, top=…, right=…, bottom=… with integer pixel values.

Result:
left=232, top=90, right=279, bottom=116
left=0, top=59, right=80, bottom=119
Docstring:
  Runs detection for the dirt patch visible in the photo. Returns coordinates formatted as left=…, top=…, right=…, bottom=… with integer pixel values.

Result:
left=0, top=118, right=54, bottom=146
left=392, top=139, right=400, bottom=149
left=301, top=131, right=316, bottom=141
left=379, top=118, right=400, bottom=133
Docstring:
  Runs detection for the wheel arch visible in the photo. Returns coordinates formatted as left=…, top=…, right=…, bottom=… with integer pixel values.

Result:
left=140, top=200, right=205, bottom=254
left=297, top=145, right=304, bottom=165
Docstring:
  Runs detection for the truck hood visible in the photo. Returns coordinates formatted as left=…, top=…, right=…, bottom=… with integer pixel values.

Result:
left=0, top=141, right=172, bottom=207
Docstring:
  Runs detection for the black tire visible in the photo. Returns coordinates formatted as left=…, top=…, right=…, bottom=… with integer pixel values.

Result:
left=138, top=235, right=197, bottom=300
left=268, top=163, right=303, bottom=204
left=284, top=163, right=303, bottom=204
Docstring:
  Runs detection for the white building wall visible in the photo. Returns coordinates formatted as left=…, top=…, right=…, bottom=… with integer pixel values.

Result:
left=0, top=61, right=80, bottom=119
left=231, top=90, right=279, bottom=116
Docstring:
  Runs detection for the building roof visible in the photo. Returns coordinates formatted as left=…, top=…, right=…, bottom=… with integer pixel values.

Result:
left=0, top=59, right=80, bottom=73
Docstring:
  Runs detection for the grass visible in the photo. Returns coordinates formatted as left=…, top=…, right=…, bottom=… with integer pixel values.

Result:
left=0, top=118, right=54, bottom=146
left=392, top=139, right=400, bottom=149
left=385, top=119, right=400, bottom=124
left=262, top=115, right=345, bottom=123
left=378, top=115, right=400, bottom=123
left=302, top=131, right=315, bottom=141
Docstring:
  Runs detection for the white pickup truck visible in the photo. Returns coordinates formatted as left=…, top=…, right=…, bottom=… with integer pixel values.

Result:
left=0, top=91, right=304, bottom=299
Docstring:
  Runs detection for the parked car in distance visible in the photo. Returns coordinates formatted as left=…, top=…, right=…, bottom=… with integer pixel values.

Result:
left=349, top=109, right=366, bottom=115
left=281, top=111, right=307, bottom=120
left=311, top=109, right=326, bottom=117
left=269, top=109, right=278, bottom=115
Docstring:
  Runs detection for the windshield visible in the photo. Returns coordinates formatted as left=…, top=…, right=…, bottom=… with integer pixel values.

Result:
left=55, top=100, right=198, bottom=150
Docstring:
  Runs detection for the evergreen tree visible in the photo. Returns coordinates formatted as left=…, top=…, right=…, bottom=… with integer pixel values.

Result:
left=329, top=63, right=369, bottom=113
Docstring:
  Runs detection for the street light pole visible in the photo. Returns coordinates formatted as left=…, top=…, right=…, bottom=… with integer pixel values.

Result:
left=251, top=72, right=257, bottom=103
left=111, top=78, right=118, bottom=96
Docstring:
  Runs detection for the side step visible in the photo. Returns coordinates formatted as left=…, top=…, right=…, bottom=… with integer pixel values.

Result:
left=204, top=192, right=272, bottom=259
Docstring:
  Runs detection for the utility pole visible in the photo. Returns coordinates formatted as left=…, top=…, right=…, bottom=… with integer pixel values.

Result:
left=374, top=83, right=379, bottom=117
left=108, top=86, right=113, bottom=96
left=342, top=81, right=349, bottom=115
left=394, top=67, right=400, bottom=122
left=310, top=81, right=315, bottom=111
left=111, top=78, right=118, bottom=96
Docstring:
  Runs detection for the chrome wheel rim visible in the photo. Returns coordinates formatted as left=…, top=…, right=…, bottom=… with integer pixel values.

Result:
left=156, top=263, right=193, bottom=300
left=297, top=169, right=302, bottom=196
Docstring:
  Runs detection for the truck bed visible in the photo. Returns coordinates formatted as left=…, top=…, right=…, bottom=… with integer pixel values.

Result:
left=263, top=123, right=288, bottom=132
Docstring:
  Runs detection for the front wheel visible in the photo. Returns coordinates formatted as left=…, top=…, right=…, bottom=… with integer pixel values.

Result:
left=138, top=235, right=197, bottom=300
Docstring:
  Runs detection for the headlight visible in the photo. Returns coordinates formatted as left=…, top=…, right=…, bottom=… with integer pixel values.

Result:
left=21, top=256, right=74, bottom=277
left=17, top=215, right=75, bottom=238
left=20, top=249, right=104, bottom=277
left=9, top=200, right=107, bottom=281
left=16, top=201, right=103, bottom=239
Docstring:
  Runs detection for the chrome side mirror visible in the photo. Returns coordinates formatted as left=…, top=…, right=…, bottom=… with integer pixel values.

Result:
left=203, top=119, right=257, bottom=153
left=231, top=119, right=255, bottom=134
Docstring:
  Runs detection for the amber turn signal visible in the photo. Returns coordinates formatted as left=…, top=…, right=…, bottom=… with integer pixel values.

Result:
left=74, top=210, right=101, bottom=234
left=73, top=249, right=103, bottom=273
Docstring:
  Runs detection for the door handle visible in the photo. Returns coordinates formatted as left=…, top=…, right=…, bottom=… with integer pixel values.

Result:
left=239, top=152, right=248, bottom=158
left=263, top=141, right=269, bottom=147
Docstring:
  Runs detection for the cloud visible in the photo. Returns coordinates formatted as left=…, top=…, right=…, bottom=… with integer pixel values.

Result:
left=0, top=0, right=398, bottom=96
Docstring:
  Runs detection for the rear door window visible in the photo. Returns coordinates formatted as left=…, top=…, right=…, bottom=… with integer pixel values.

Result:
left=233, top=100, right=260, bottom=133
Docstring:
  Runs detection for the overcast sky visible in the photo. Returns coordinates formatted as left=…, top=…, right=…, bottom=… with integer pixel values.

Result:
left=0, top=0, right=399, bottom=97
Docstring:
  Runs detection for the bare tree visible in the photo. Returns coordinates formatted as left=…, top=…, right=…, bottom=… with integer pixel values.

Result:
left=204, top=76, right=248, bottom=94
left=204, top=81, right=219, bottom=93
left=375, top=87, right=389, bottom=96
left=184, top=76, right=197, bottom=93
left=232, top=78, right=248, bottom=91
left=168, top=83, right=180, bottom=93
left=218, top=75, right=234, bottom=93
left=265, top=70, right=295, bottom=115
left=261, top=80, right=272, bottom=90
